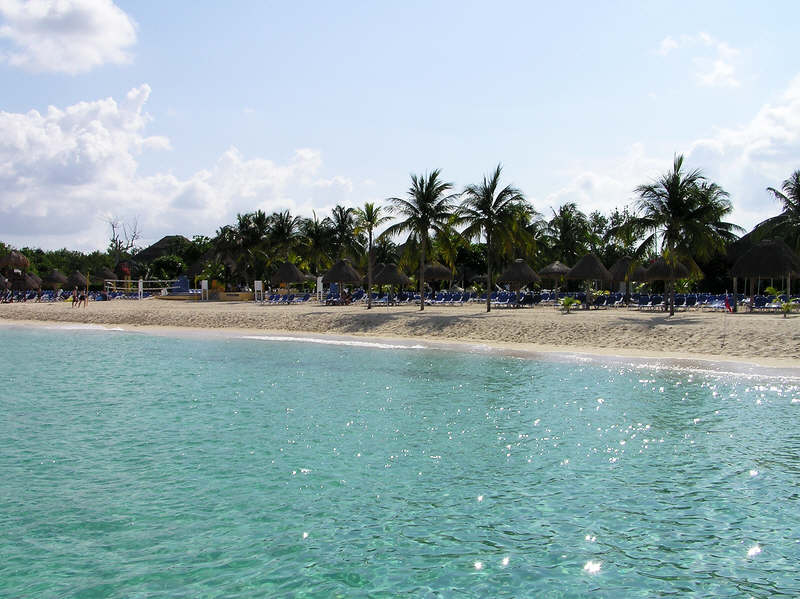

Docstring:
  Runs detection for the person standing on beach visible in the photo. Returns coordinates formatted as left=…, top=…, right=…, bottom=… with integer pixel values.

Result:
left=72, top=287, right=78, bottom=307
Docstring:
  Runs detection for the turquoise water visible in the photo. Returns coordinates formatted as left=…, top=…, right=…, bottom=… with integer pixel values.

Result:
left=1, top=326, right=799, bottom=598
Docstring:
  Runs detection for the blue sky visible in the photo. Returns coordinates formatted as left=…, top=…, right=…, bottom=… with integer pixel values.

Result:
left=1, top=0, right=799, bottom=250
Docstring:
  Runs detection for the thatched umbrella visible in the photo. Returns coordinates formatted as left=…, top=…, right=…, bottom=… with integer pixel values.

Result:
left=28, top=273, right=42, bottom=289
left=609, top=256, right=647, bottom=305
left=43, top=269, right=68, bottom=290
left=731, top=239, right=800, bottom=312
left=271, top=261, right=308, bottom=287
left=423, top=261, right=452, bottom=281
left=363, top=263, right=386, bottom=288
left=11, top=272, right=39, bottom=291
left=498, top=259, right=541, bottom=307
left=566, top=254, right=611, bottom=310
left=374, top=263, right=410, bottom=287
left=373, top=263, right=410, bottom=305
left=0, top=250, right=30, bottom=273
left=323, top=259, right=362, bottom=303
left=67, top=271, right=88, bottom=290
left=92, top=266, right=117, bottom=286
left=644, top=257, right=691, bottom=316
left=539, top=261, right=571, bottom=305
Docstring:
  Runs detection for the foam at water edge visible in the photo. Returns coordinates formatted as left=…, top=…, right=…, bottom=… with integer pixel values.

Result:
left=241, top=334, right=426, bottom=350
left=44, top=323, right=127, bottom=332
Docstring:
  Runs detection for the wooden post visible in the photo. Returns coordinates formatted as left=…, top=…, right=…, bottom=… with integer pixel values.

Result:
left=732, top=276, right=737, bottom=313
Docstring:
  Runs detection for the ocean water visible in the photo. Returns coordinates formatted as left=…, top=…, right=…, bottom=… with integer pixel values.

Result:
left=1, top=325, right=799, bottom=598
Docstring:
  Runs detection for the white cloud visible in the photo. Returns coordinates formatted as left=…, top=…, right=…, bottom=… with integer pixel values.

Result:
left=0, top=0, right=136, bottom=74
left=657, top=36, right=678, bottom=56
left=542, top=75, right=800, bottom=231
left=0, top=85, right=359, bottom=250
left=657, top=32, right=741, bottom=88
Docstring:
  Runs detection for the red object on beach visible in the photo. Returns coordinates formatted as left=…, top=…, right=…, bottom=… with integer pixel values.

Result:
left=724, top=297, right=733, bottom=313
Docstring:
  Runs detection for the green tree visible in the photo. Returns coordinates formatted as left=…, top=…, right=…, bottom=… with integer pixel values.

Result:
left=330, top=205, right=363, bottom=260
left=385, top=170, right=457, bottom=311
left=459, top=164, right=528, bottom=312
left=633, top=155, right=740, bottom=315
left=299, top=211, right=334, bottom=275
left=759, top=170, right=800, bottom=252
left=355, top=202, right=391, bottom=309
left=546, top=202, right=590, bottom=266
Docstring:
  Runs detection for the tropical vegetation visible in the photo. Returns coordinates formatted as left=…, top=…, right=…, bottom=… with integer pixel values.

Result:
left=3, top=158, right=799, bottom=306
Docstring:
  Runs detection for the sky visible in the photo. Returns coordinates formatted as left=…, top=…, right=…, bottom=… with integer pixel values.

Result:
left=1, top=0, right=799, bottom=251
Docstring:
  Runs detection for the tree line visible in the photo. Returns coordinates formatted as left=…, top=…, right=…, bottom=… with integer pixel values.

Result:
left=3, top=157, right=799, bottom=308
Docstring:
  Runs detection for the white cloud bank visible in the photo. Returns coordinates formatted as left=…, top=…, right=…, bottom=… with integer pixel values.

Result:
left=0, top=85, right=354, bottom=249
left=0, top=0, right=136, bottom=74
left=657, top=32, right=741, bottom=88
left=2, top=74, right=799, bottom=250
left=541, top=75, right=800, bottom=230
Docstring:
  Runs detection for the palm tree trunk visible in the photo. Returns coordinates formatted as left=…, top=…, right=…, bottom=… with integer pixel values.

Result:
left=419, top=243, right=425, bottom=312
left=485, top=233, right=492, bottom=313
left=669, top=282, right=675, bottom=317
left=367, top=231, right=373, bottom=310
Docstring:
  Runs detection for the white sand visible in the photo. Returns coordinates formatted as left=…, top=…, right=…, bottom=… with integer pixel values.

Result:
left=2, top=298, right=799, bottom=370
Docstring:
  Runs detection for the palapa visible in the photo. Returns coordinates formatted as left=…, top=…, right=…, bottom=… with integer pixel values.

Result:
left=730, top=239, right=800, bottom=278
left=0, top=250, right=30, bottom=272
left=566, top=254, right=612, bottom=281
left=363, top=263, right=386, bottom=287
left=271, top=261, right=309, bottom=285
left=423, top=261, right=452, bottom=281
left=644, top=257, right=690, bottom=281
left=609, top=257, right=647, bottom=282
left=43, top=269, right=69, bottom=290
left=730, top=239, right=800, bottom=312
left=11, top=273, right=39, bottom=290
left=322, top=259, right=362, bottom=284
left=93, top=266, right=117, bottom=284
left=538, top=261, right=571, bottom=277
left=374, top=263, right=410, bottom=287
left=498, top=259, right=541, bottom=284
left=67, top=271, right=88, bottom=289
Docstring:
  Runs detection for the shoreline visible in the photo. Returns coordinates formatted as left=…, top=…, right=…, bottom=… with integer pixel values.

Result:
left=2, top=299, right=799, bottom=375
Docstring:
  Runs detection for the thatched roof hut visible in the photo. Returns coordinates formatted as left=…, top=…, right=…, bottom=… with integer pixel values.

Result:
left=363, top=263, right=386, bottom=287
left=271, top=261, right=308, bottom=285
left=323, top=259, right=362, bottom=284
left=566, top=254, right=612, bottom=281
left=731, top=239, right=800, bottom=278
left=92, top=267, right=117, bottom=284
left=11, top=273, right=39, bottom=291
left=43, top=270, right=68, bottom=290
left=0, top=250, right=30, bottom=272
left=645, top=257, right=690, bottom=281
left=539, top=261, right=571, bottom=277
left=423, top=261, right=452, bottom=281
left=609, top=257, right=647, bottom=282
left=67, top=271, right=88, bottom=288
left=134, top=235, right=190, bottom=263
left=374, top=263, right=411, bottom=287
left=498, top=259, right=541, bottom=284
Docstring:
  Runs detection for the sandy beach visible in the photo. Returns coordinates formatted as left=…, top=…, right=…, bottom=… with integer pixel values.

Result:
left=2, top=298, right=799, bottom=370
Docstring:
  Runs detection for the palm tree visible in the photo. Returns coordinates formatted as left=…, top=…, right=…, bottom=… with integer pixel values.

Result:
left=433, top=215, right=464, bottom=290
left=385, top=170, right=457, bottom=311
left=632, top=154, right=740, bottom=315
left=459, top=164, right=527, bottom=312
left=331, top=205, right=363, bottom=260
left=355, top=202, right=391, bottom=309
left=299, top=211, right=334, bottom=275
left=268, top=210, right=301, bottom=261
left=546, top=202, right=590, bottom=266
left=763, top=170, right=800, bottom=252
